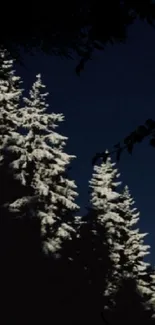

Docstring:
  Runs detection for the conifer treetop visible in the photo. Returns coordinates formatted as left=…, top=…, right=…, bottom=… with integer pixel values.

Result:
left=117, top=185, right=151, bottom=276
left=12, top=74, right=76, bottom=186
left=0, top=48, right=23, bottom=134
left=89, top=153, right=121, bottom=212
left=0, top=48, right=23, bottom=169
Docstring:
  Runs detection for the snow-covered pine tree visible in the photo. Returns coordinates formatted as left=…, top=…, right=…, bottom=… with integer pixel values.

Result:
left=85, top=152, right=124, bottom=311
left=111, top=185, right=154, bottom=324
left=0, top=47, right=27, bottom=267
left=82, top=152, right=154, bottom=324
left=9, top=73, right=79, bottom=258
left=0, top=48, right=22, bottom=138
left=0, top=48, right=29, bottom=325
left=0, top=47, right=23, bottom=209
left=117, top=186, right=151, bottom=280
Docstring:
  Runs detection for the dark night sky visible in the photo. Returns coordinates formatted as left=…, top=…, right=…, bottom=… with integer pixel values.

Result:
left=16, top=20, right=155, bottom=265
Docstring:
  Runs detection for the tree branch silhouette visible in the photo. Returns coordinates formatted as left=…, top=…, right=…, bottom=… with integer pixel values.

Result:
left=92, top=119, right=155, bottom=165
left=1, top=1, right=155, bottom=75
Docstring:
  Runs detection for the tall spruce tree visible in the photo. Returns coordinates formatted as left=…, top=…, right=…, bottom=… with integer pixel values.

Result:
left=0, top=47, right=23, bottom=209
left=0, top=46, right=25, bottom=272
left=1, top=73, right=80, bottom=323
left=117, top=185, right=151, bottom=280
left=9, top=73, right=79, bottom=257
left=110, top=185, right=154, bottom=324
left=81, top=152, right=124, bottom=314
left=0, top=48, right=30, bottom=324
left=81, top=152, right=154, bottom=324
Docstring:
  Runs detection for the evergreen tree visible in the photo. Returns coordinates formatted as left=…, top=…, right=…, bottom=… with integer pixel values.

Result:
left=0, top=48, right=29, bottom=324
left=110, top=185, right=154, bottom=324
left=80, top=152, right=124, bottom=316
left=0, top=47, right=23, bottom=208
left=0, top=46, right=25, bottom=273
left=9, top=73, right=79, bottom=258
left=1, top=72, right=80, bottom=323
left=80, top=153, right=154, bottom=324
left=117, top=185, right=151, bottom=280
left=0, top=48, right=22, bottom=136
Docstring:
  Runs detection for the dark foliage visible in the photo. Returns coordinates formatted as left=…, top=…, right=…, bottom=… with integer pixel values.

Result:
left=105, top=278, right=154, bottom=325
left=1, top=1, right=155, bottom=75
left=1, top=184, right=154, bottom=324
left=92, top=119, right=155, bottom=165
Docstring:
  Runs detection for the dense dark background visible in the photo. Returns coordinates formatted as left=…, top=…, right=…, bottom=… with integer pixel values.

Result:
left=16, top=20, right=155, bottom=265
